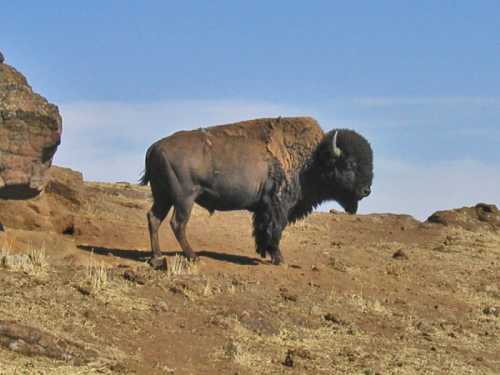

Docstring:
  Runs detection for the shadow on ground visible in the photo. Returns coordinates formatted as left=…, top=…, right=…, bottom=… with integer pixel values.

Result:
left=77, top=245, right=263, bottom=266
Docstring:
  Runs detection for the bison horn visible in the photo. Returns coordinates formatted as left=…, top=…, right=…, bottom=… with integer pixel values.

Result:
left=332, top=131, right=343, bottom=157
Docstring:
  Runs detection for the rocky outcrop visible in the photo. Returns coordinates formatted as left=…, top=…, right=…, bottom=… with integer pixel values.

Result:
left=0, top=166, right=83, bottom=233
left=0, top=62, right=62, bottom=198
left=0, top=166, right=151, bottom=245
left=427, top=203, right=500, bottom=231
left=0, top=320, right=98, bottom=365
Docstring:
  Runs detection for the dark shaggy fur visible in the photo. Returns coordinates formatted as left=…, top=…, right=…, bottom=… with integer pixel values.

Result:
left=250, top=128, right=373, bottom=259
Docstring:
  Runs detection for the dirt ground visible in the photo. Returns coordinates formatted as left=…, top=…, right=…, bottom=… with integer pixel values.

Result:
left=0, top=177, right=498, bottom=374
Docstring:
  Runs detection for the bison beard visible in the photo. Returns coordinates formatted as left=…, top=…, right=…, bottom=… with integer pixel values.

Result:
left=252, top=159, right=289, bottom=262
left=252, top=156, right=332, bottom=262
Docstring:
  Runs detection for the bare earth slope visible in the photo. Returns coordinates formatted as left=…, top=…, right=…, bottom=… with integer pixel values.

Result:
left=0, top=167, right=498, bottom=374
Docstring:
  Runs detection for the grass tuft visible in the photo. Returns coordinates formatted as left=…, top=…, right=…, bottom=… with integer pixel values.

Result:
left=0, top=241, right=48, bottom=275
left=166, top=255, right=198, bottom=278
left=86, top=252, right=110, bottom=290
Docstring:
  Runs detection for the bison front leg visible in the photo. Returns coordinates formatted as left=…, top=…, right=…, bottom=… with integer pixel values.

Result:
left=269, top=227, right=285, bottom=265
left=252, top=200, right=287, bottom=265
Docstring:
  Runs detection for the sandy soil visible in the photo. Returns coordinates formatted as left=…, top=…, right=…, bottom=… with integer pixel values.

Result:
left=0, top=179, right=498, bottom=374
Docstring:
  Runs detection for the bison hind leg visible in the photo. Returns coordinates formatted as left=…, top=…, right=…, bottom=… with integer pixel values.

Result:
left=147, top=201, right=171, bottom=268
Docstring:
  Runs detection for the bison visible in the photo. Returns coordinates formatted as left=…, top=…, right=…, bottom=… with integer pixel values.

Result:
left=140, top=117, right=373, bottom=268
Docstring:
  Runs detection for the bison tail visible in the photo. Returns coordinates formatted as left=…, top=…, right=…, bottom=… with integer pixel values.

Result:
left=139, top=169, right=149, bottom=185
left=138, top=147, right=152, bottom=185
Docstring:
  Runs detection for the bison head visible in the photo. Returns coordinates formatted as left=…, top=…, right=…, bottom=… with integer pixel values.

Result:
left=319, top=129, right=373, bottom=214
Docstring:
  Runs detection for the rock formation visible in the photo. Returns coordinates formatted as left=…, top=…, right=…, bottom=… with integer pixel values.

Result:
left=0, top=62, right=62, bottom=198
left=0, top=166, right=83, bottom=233
left=427, top=203, right=500, bottom=231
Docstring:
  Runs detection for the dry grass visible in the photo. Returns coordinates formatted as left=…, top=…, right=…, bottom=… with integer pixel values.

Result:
left=0, top=356, right=116, bottom=375
left=76, top=253, right=152, bottom=313
left=347, top=293, right=389, bottom=315
left=286, top=218, right=328, bottom=233
left=215, top=315, right=370, bottom=374
left=166, top=254, right=199, bottom=278
left=85, top=252, right=110, bottom=290
left=0, top=241, right=48, bottom=275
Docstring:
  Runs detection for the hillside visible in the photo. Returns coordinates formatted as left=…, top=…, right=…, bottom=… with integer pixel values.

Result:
left=0, top=167, right=498, bottom=374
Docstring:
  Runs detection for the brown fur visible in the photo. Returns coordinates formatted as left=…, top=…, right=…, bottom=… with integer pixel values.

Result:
left=196, top=116, right=324, bottom=180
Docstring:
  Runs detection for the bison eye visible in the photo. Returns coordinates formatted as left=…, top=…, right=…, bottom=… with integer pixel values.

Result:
left=345, top=159, right=357, bottom=170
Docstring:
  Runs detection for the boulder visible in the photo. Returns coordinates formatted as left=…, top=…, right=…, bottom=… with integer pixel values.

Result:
left=427, top=203, right=500, bottom=231
left=0, top=62, right=62, bottom=198
left=0, top=320, right=98, bottom=365
left=0, top=166, right=83, bottom=233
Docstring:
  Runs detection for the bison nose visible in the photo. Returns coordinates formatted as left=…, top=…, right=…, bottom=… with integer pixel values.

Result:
left=359, top=187, right=371, bottom=197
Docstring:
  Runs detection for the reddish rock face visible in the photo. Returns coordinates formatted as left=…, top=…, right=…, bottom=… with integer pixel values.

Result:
left=0, top=63, right=62, bottom=198
left=427, top=203, right=500, bottom=231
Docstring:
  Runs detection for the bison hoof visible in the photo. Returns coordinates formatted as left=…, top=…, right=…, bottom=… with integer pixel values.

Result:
left=149, top=256, right=167, bottom=270
left=183, top=252, right=199, bottom=262
left=271, top=252, right=284, bottom=265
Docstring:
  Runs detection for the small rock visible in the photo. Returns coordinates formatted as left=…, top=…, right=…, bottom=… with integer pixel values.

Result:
left=310, top=305, right=323, bottom=317
left=152, top=301, right=168, bottom=313
left=433, top=245, right=446, bottom=252
left=294, top=347, right=312, bottom=360
left=75, top=285, right=92, bottom=296
left=109, top=362, right=127, bottom=373
left=323, top=313, right=343, bottom=325
left=82, top=310, right=96, bottom=320
left=280, top=288, right=298, bottom=302
left=482, top=306, right=498, bottom=317
left=328, top=256, right=347, bottom=272
left=422, top=332, right=432, bottom=341
left=283, top=350, right=294, bottom=367
left=123, top=270, right=145, bottom=285
left=392, top=249, right=408, bottom=260
left=224, top=341, right=239, bottom=359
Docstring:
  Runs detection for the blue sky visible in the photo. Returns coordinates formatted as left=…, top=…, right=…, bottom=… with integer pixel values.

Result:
left=2, top=1, right=499, bottom=218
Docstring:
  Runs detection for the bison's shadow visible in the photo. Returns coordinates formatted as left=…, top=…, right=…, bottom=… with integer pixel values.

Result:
left=77, top=245, right=149, bottom=262
left=77, top=245, right=262, bottom=266
left=198, top=250, right=262, bottom=266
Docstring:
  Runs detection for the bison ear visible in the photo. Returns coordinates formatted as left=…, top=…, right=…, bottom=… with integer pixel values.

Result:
left=331, top=131, right=343, bottom=158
